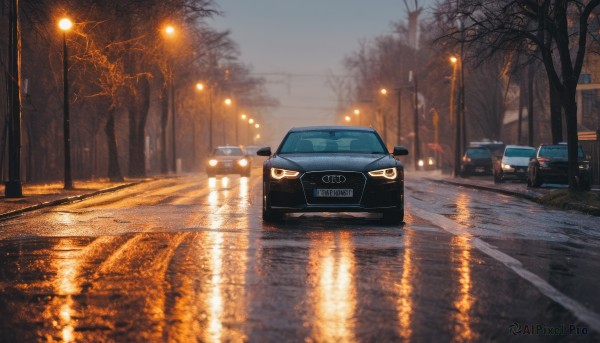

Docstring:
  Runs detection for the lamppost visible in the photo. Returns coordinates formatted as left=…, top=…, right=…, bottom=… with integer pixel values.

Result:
left=59, top=18, right=73, bottom=189
left=196, top=82, right=214, bottom=152
left=353, top=108, right=361, bottom=126
left=224, top=98, right=232, bottom=145
left=409, top=70, right=420, bottom=170
left=450, top=56, right=463, bottom=177
left=379, top=88, right=388, bottom=144
left=248, top=118, right=254, bottom=144
left=241, top=113, right=247, bottom=144
left=5, top=0, right=23, bottom=197
left=164, top=25, right=177, bottom=173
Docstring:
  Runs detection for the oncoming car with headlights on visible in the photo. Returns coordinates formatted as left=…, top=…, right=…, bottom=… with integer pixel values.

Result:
left=207, top=146, right=251, bottom=177
left=257, top=126, right=409, bottom=223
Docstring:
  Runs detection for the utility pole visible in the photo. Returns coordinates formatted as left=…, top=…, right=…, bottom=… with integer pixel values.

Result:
left=411, top=71, right=420, bottom=170
left=396, top=86, right=402, bottom=145
left=5, top=0, right=23, bottom=197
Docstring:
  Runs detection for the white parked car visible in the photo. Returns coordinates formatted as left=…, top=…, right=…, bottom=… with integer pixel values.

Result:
left=493, top=145, right=536, bottom=183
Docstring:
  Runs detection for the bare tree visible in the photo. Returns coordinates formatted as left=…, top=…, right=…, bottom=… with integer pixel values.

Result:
left=435, top=0, right=600, bottom=191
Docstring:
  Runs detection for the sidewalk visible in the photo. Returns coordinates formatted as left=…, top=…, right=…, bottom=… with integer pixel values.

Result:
left=0, top=179, right=146, bottom=220
left=415, top=170, right=600, bottom=216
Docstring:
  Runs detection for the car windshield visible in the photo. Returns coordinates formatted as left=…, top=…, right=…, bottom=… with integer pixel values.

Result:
left=213, top=147, right=244, bottom=156
left=505, top=148, right=535, bottom=158
left=278, top=130, right=387, bottom=154
left=538, top=145, right=584, bottom=158
left=466, top=148, right=491, bottom=158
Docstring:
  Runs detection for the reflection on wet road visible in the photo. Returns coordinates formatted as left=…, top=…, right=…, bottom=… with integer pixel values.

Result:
left=0, top=172, right=599, bottom=341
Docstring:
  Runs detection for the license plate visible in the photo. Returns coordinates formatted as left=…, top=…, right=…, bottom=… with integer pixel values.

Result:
left=223, top=162, right=232, bottom=168
left=314, top=189, right=353, bottom=197
left=475, top=167, right=485, bottom=173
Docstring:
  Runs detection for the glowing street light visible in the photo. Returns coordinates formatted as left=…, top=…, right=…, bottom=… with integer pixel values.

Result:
left=380, top=88, right=388, bottom=95
left=241, top=113, right=247, bottom=120
left=255, top=123, right=260, bottom=129
left=353, top=109, right=360, bottom=115
left=345, top=115, right=351, bottom=122
left=163, top=24, right=177, bottom=173
left=196, top=82, right=214, bottom=151
left=59, top=17, right=73, bottom=189
left=249, top=118, right=254, bottom=124
left=224, top=98, right=232, bottom=106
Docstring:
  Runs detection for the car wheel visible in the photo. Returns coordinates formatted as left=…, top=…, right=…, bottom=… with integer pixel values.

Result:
left=262, top=182, right=283, bottom=222
left=382, top=209, right=404, bottom=225
left=531, top=167, right=542, bottom=188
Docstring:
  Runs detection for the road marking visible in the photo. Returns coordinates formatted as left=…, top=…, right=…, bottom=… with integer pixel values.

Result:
left=409, top=204, right=600, bottom=331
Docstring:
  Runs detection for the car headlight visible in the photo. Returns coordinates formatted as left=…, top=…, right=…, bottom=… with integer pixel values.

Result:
left=579, top=163, right=589, bottom=170
left=209, top=159, right=218, bottom=167
left=368, top=167, right=397, bottom=180
left=270, top=168, right=300, bottom=180
left=238, top=158, right=248, bottom=167
left=501, top=163, right=511, bottom=170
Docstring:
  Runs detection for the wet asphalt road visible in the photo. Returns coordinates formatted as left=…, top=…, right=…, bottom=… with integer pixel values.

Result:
left=0, top=171, right=599, bottom=342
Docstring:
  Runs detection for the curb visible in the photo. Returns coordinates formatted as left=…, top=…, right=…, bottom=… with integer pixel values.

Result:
left=0, top=180, right=147, bottom=221
left=427, top=178, right=600, bottom=216
left=427, top=178, right=539, bottom=201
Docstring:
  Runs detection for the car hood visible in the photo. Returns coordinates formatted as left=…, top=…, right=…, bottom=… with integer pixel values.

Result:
left=502, top=156, right=530, bottom=167
left=272, top=153, right=397, bottom=172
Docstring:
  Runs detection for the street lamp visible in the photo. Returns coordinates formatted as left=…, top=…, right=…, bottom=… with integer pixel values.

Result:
left=345, top=115, right=351, bottom=123
left=409, top=70, right=420, bottom=170
left=196, top=82, right=214, bottom=152
left=450, top=56, right=463, bottom=177
left=378, top=88, right=389, bottom=144
left=59, top=17, right=73, bottom=189
left=224, top=98, right=234, bottom=145
left=255, top=123, right=260, bottom=129
left=164, top=25, right=177, bottom=173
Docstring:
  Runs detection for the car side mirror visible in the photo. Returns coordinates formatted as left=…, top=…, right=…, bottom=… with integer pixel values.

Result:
left=393, top=146, right=409, bottom=156
left=257, top=147, right=272, bottom=156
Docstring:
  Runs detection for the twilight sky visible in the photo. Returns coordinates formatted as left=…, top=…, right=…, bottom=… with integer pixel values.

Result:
left=209, top=0, right=432, bottom=146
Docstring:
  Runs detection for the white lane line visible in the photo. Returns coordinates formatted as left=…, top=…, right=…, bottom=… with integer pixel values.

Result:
left=409, top=204, right=600, bottom=331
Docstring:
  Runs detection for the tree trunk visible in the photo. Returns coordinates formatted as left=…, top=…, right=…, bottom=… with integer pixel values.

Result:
left=160, top=81, right=169, bottom=174
left=128, top=76, right=150, bottom=178
left=563, top=98, right=581, bottom=191
left=105, top=106, right=124, bottom=182
left=527, top=63, right=535, bottom=147
left=549, top=82, right=563, bottom=144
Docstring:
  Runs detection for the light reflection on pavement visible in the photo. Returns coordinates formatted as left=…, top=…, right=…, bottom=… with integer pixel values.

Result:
left=0, top=173, right=598, bottom=342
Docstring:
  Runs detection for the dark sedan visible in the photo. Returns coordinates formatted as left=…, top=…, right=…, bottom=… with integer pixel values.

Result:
left=257, top=126, right=409, bottom=223
left=527, top=144, right=590, bottom=189
left=460, top=147, right=493, bottom=176
left=207, top=146, right=251, bottom=177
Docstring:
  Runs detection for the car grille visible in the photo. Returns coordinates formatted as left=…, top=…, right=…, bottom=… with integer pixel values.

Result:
left=301, top=171, right=366, bottom=205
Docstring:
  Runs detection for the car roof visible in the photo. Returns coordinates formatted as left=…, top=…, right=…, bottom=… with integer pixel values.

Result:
left=287, top=126, right=375, bottom=133
left=215, top=146, right=242, bottom=149
left=505, top=145, right=535, bottom=149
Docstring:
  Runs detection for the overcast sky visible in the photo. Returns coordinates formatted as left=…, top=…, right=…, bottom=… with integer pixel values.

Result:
left=209, top=0, right=432, bottom=146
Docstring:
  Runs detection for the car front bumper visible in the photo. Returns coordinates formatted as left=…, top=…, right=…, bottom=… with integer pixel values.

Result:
left=266, top=170, right=403, bottom=213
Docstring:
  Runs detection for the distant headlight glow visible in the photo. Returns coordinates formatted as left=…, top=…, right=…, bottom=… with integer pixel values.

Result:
left=209, top=159, right=218, bottom=167
left=368, top=167, right=397, bottom=180
left=270, top=168, right=300, bottom=180
left=238, top=159, right=248, bottom=167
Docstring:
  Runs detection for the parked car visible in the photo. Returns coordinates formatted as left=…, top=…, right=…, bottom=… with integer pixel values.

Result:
left=460, top=147, right=493, bottom=176
left=257, top=126, right=408, bottom=223
left=493, top=145, right=536, bottom=183
left=207, top=146, right=251, bottom=177
left=527, top=144, right=590, bottom=189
